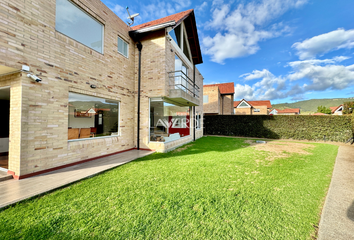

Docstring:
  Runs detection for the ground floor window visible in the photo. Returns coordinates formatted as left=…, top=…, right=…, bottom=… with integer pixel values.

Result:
left=150, top=98, right=190, bottom=142
left=196, top=112, right=201, bottom=129
left=68, top=92, right=119, bottom=140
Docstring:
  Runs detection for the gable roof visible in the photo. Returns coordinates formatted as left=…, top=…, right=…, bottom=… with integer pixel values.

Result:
left=130, top=10, right=203, bottom=65
left=234, top=100, right=272, bottom=108
left=204, top=82, right=234, bottom=94
left=330, top=105, right=343, bottom=114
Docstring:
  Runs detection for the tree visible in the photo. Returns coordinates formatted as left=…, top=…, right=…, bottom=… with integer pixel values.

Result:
left=343, top=101, right=354, bottom=114
left=317, top=105, right=331, bottom=114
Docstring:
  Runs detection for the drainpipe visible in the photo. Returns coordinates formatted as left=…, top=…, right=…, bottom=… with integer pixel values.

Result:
left=193, top=64, right=196, bottom=142
left=137, top=41, right=143, bottom=150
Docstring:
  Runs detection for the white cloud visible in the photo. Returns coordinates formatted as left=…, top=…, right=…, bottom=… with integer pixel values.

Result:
left=196, top=2, right=208, bottom=13
left=111, top=4, right=128, bottom=20
left=292, top=28, right=354, bottom=60
left=236, top=69, right=286, bottom=100
left=140, top=0, right=191, bottom=22
left=240, top=69, right=273, bottom=80
left=235, top=55, right=354, bottom=101
left=109, top=0, right=191, bottom=25
left=203, top=0, right=307, bottom=63
left=287, top=57, right=354, bottom=91
left=234, top=84, right=254, bottom=99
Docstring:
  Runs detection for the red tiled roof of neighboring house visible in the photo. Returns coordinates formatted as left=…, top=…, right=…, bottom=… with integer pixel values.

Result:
left=234, top=100, right=272, bottom=108
left=275, top=108, right=300, bottom=113
left=131, top=9, right=193, bottom=30
left=330, top=105, right=343, bottom=114
left=312, top=112, right=328, bottom=115
left=204, top=82, right=234, bottom=94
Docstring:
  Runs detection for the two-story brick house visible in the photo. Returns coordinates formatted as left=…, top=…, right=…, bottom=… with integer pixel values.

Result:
left=234, top=99, right=272, bottom=115
left=0, top=0, right=203, bottom=179
left=203, top=82, right=234, bottom=115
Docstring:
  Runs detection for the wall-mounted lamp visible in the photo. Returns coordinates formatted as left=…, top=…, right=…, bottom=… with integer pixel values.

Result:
left=90, top=84, right=96, bottom=89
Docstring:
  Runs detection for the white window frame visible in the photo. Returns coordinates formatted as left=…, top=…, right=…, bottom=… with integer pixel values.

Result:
left=254, top=108, right=260, bottom=112
left=118, top=36, right=129, bottom=58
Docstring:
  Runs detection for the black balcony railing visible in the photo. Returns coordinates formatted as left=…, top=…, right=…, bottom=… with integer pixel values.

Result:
left=168, top=70, right=200, bottom=98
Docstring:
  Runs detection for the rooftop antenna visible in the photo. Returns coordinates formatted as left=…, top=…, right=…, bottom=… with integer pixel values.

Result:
left=126, top=7, right=139, bottom=27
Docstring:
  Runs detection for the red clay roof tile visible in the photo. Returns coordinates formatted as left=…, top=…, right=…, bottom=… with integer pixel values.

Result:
left=330, top=105, right=343, bottom=114
left=204, top=82, right=234, bottom=94
left=131, top=9, right=193, bottom=31
left=275, top=108, right=300, bottom=113
left=234, top=100, right=272, bottom=108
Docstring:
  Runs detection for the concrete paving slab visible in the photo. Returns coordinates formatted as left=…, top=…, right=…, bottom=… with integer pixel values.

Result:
left=318, top=145, right=354, bottom=240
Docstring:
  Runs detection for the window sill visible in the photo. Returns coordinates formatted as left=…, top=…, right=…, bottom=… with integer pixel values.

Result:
left=68, top=135, right=120, bottom=142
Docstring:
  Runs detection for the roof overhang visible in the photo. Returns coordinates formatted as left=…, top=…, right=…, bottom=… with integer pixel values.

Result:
left=129, top=10, right=203, bottom=65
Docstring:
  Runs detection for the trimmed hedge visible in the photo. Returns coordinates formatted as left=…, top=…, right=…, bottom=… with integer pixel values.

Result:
left=204, top=115, right=353, bottom=142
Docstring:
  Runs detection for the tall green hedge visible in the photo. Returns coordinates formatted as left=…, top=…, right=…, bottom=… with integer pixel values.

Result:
left=204, top=115, right=353, bottom=142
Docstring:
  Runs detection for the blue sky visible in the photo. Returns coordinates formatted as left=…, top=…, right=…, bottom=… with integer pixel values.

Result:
left=103, top=0, right=354, bottom=104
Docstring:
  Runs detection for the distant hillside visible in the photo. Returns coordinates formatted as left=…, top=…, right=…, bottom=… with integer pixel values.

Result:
left=272, top=98, right=354, bottom=113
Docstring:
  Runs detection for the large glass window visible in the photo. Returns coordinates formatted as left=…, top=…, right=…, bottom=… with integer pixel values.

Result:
left=118, top=37, right=128, bottom=57
left=56, top=0, right=104, bottom=53
left=150, top=98, right=190, bottom=142
left=68, top=92, right=119, bottom=140
left=175, top=55, right=189, bottom=92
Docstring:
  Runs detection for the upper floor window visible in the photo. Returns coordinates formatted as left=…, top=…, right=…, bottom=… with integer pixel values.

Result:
left=254, top=108, right=260, bottom=112
left=203, top=95, right=209, bottom=103
left=118, top=37, right=128, bottom=57
left=168, top=23, right=192, bottom=63
left=56, top=0, right=104, bottom=53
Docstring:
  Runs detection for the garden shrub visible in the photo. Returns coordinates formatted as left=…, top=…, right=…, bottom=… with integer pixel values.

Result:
left=204, top=115, right=353, bottom=142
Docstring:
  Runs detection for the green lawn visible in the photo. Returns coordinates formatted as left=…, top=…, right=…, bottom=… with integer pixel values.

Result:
left=0, top=137, right=338, bottom=239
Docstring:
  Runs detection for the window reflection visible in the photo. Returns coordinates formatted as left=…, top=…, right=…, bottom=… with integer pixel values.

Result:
left=68, top=93, right=119, bottom=140
left=56, top=0, right=104, bottom=53
left=150, top=98, right=190, bottom=142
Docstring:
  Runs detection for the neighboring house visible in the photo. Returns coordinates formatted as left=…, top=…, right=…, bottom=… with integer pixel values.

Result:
left=330, top=105, right=343, bottom=115
left=234, top=99, right=272, bottom=115
left=0, top=1, right=204, bottom=179
left=203, top=83, right=234, bottom=115
left=270, top=108, right=301, bottom=115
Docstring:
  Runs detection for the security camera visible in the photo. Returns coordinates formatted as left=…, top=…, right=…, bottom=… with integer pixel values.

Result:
left=27, top=74, right=42, bottom=83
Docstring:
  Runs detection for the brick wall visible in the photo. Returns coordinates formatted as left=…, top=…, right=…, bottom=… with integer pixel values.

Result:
left=0, top=0, right=137, bottom=176
left=203, top=86, right=220, bottom=114
left=252, top=105, right=268, bottom=115
left=0, top=0, right=204, bottom=177
left=222, top=94, right=233, bottom=115
left=235, top=107, right=252, bottom=115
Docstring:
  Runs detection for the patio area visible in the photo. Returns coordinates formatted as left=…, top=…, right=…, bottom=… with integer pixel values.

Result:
left=0, top=150, right=154, bottom=209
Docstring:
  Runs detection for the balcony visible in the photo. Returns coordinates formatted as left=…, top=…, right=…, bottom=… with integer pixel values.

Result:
left=167, top=70, right=200, bottom=106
